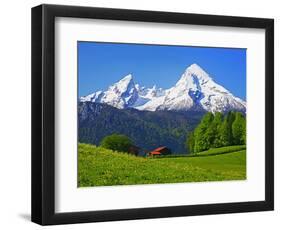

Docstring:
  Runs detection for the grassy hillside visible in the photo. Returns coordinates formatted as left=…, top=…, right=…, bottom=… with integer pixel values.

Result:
left=78, top=143, right=246, bottom=187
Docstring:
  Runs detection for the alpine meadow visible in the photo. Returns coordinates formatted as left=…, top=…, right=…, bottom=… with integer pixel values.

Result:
left=78, top=42, right=247, bottom=187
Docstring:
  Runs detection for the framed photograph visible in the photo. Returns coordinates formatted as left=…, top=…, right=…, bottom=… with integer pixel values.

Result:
left=31, top=4, right=274, bottom=225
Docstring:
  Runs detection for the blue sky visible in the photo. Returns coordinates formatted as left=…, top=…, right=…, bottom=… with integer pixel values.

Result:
left=78, top=42, right=246, bottom=100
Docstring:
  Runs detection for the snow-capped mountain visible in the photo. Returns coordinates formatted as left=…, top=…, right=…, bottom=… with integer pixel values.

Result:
left=80, top=64, right=246, bottom=113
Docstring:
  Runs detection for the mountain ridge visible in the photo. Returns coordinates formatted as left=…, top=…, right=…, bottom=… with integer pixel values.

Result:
left=78, top=101, right=204, bottom=153
left=80, top=63, right=246, bottom=113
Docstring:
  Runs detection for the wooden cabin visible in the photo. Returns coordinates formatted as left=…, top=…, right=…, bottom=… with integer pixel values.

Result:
left=128, top=145, right=141, bottom=156
left=149, top=146, right=171, bottom=157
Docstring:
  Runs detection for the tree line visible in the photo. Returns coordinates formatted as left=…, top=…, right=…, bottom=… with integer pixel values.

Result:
left=186, top=111, right=246, bottom=154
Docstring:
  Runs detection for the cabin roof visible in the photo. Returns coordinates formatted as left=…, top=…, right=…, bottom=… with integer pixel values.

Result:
left=152, top=146, right=167, bottom=152
left=150, top=151, right=162, bottom=155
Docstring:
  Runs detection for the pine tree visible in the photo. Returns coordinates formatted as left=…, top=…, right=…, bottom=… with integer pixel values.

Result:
left=185, top=131, right=195, bottom=154
left=211, top=112, right=223, bottom=147
left=232, top=112, right=246, bottom=145
left=218, top=117, right=229, bottom=146
left=242, top=115, right=246, bottom=144
left=194, top=112, right=214, bottom=152
left=220, top=112, right=235, bottom=145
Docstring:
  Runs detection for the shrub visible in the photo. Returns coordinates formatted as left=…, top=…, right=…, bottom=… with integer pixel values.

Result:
left=100, top=134, right=133, bottom=153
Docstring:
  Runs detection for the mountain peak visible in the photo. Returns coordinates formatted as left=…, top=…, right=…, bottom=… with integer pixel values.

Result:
left=185, top=63, right=212, bottom=80
left=112, top=74, right=135, bottom=91
left=118, top=73, right=133, bottom=83
left=176, top=63, right=212, bottom=86
left=188, top=63, right=203, bottom=71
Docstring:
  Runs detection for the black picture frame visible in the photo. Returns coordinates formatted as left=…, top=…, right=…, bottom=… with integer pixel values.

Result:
left=31, top=4, right=274, bottom=225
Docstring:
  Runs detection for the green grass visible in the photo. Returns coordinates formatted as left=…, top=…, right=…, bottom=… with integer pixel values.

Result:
left=78, top=143, right=246, bottom=187
left=153, top=145, right=246, bottom=158
left=190, top=145, right=246, bottom=157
